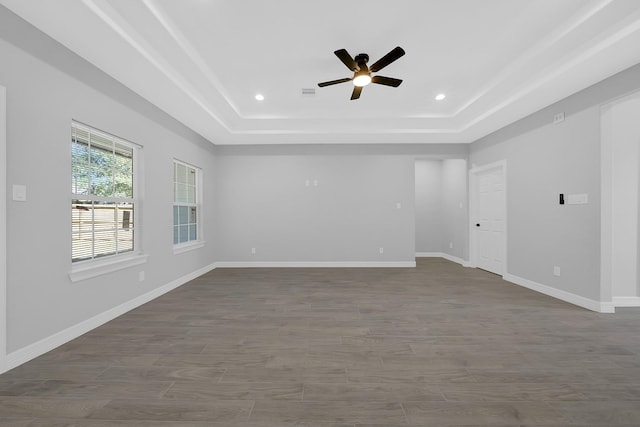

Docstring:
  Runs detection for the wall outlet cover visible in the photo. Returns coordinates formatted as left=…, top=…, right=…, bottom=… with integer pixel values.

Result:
left=553, top=112, right=565, bottom=123
left=12, top=184, right=27, bottom=201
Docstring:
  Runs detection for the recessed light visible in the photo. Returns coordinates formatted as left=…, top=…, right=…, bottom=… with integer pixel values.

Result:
left=255, top=94, right=265, bottom=101
left=435, top=93, right=446, bottom=101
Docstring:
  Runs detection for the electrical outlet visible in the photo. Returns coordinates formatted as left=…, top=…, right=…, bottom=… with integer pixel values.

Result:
left=139, top=271, right=145, bottom=282
left=553, top=266, right=561, bottom=277
left=251, top=247, right=256, bottom=255
left=379, top=247, right=384, bottom=254
left=12, top=184, right=27, bottom=202
left=553, top=112, right=565, bottom=124
left=449, top=242, right=453, bottom=249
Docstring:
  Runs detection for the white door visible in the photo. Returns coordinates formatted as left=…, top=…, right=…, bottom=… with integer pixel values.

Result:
left=471, top=163, right=505, bottom=275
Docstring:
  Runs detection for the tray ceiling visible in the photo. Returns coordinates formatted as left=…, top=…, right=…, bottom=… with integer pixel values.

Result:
left=2, top=0, right=640, bottom=145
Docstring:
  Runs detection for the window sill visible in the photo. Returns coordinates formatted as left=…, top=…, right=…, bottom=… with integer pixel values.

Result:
left=69, top=253, right=148, bottom=282
left=173, top=240, right=206, bottom=255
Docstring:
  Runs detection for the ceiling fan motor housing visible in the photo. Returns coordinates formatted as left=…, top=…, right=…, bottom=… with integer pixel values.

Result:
left=354, top=53, right=369, bottom=68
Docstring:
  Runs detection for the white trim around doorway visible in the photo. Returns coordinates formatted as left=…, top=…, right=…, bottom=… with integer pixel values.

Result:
left=1, top=85, right=7, bottom=373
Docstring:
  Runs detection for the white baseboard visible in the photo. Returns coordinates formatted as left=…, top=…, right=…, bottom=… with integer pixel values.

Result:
left=503, top=273, right=615, bottom=313
left=441, top=253, right=472, bottom=267
left=214, top=261, right=416, bottom=268
left=4, top=262, right=217, bottom=373
left=415, top=252, right=471, bottom=267
left=612, top=296, right=640, bottom=307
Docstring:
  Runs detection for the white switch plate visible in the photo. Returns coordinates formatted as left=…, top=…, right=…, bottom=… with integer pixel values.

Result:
left=396, top=202, right=401, bottom=209
left=12, top=184, right=27, bottom=202
left=567, top=193, right=588, bottom=204
left=553, top=266, right=561, bottom=277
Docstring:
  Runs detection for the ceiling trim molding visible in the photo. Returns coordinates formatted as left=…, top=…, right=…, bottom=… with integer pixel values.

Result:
left=447, top=0, right=615, bottom=119
left=459, top=9, right=640, bottom=133
left=232, top=127, right=460, bottom=135
left=81, top=0, right=231, bottom=132
left=140, top=0, right=243, bottom=119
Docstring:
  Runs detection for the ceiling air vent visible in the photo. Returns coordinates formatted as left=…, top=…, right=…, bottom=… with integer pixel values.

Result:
left=301, top=88, right=316, bottom=97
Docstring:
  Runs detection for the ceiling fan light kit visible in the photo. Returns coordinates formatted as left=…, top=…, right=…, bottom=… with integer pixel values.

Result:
left=317, top=46, right=405, bottom=100
left=353, top=71, right=372, bottom=87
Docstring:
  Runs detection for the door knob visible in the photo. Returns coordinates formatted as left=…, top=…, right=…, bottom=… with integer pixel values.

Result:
left=476, top=223, right=480, bottom=227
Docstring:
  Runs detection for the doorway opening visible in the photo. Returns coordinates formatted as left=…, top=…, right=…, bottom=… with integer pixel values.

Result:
left=414, top=158, right=469, bottom=265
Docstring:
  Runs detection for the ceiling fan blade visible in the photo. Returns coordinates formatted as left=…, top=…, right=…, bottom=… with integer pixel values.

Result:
left=371, top=75, right=403, bottom=87
left=334, top=49, right=358, bottom=71
left=369, top=46, right=405, bottom=72
left=350, top=86, right=363, bottom=100
left=318, top=77, right=352, bottom=87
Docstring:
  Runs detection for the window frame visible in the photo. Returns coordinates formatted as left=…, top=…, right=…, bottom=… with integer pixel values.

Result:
left=69, top=121, right=146, bottom=282
left=172, top=159, right=204, bottom=254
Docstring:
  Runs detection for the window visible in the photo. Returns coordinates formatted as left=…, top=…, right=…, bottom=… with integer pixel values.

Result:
left=71, top=122, right=137, bottom=262
left=173, top=160, right=201, bottom=246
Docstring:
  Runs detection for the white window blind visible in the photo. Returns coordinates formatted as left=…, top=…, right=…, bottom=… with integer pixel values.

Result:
left=71, top=122, right=137, bottom=262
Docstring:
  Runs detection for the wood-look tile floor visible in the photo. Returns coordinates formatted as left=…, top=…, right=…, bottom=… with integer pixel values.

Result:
left=1, top=258, right=640, bottom=426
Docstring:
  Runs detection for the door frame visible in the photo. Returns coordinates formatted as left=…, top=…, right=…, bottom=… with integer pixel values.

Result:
left=469, top=159, right=507, bottom=276
left=1, top=85, right=7, bottom=373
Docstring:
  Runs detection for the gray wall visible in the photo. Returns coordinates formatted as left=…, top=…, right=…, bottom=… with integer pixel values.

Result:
left=414, top=160, right=443, bottom=253
left=441, top=159, right=468, bottom=260
left=470, top=62, right=640, bottom=302
left=1, top=8, right=217, bottom=352
left=214, top=151, right=417, bottom=263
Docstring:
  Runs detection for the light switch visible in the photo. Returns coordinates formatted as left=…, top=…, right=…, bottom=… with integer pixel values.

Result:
left=12, top=184, right=27, bottom=202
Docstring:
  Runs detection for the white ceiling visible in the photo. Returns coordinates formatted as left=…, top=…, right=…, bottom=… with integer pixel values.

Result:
left=3, top=0, right=640, bottom=145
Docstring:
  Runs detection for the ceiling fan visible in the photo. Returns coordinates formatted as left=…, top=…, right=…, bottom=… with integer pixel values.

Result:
left=317, top=46, right=405, bottom=100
